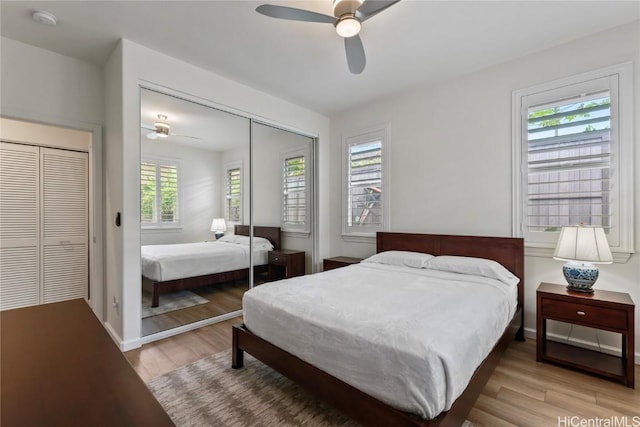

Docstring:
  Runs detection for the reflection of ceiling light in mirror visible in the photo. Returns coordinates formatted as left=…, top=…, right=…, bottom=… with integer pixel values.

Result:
left=32, top=10, right=57, bottom=26
left=154, top=114, right=170, bottom=138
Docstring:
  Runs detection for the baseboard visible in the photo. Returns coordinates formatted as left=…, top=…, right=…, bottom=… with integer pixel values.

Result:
left=103, top=321, right=141, bottom=351
left=139, top=309, right=243, bottom=346
left=524, top=327, right=640, bottom=365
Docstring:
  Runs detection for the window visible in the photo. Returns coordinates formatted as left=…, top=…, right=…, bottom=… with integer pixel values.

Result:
left=281, top=148, right=309, bottom=233
left=140, top=158, right=180, bottom=227
left=225, top=163, right=242, bottom=223
left=343, top=125, right=389, bottom=238
left=283, top=155, right=305, bottom=226
left=513, top=63, right=633, bottom=255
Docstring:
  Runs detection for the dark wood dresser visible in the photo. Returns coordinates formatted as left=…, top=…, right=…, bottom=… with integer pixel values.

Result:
left=1, top=299, right=174, bottom=426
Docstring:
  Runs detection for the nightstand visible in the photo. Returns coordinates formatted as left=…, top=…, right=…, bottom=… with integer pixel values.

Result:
left=536, top=282, right=635, bottom=388
left=268, top=249, right=305, bottom=281
left=323, top=256, right=363, bottom=271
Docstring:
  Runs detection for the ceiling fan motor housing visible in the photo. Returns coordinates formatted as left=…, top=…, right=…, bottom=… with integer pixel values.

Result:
left=333, top=0, right=364, bottom=17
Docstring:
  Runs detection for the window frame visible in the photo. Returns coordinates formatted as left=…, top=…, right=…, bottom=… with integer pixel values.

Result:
left=512, top=63, right=634, bottom=258
left=342, top=124, right=390, bottom=240
left=140, top=157, right=182, bottom=229
left=281, top=146, right=310, bottom=234
left=224, top=161, right=243, bottom=225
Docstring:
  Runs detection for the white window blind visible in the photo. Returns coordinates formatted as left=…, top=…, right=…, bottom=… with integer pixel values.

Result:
left=141, top=159, right=179, bottom=227
left=526, top=91, right=611, bottom=232
left=283, top=155, right=306, bottom=227
left=225, top=166, right=241, bottom=223
left=347, top=140, right=382, bottom=228
left=513, top=63, right=634, bottom=254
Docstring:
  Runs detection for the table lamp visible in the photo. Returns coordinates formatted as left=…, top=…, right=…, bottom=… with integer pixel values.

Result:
left=210, top=218, right=227, bottom=240
left=553, top=225, right=613, bottom=293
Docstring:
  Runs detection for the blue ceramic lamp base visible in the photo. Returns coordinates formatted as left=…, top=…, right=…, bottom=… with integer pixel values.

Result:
left=563, top=262, right=599, bottom=293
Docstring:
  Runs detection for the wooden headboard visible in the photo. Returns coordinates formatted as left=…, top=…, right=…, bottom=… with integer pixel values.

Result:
left=377, top=232, right=524, bottom=311
left=235, top=225, right=282, bottom=250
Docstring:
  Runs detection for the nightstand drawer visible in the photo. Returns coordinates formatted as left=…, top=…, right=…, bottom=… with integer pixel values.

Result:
left=268, top=251, right=288, bottom=266
left=267, top=249, right=305, bottom=281
left=541, top=298, right=628, bottom=330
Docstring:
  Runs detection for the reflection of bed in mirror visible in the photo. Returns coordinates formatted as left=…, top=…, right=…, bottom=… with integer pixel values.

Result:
left=141, top=225, right=281, bottom=307
left=233, top=231, right=524, bottom=426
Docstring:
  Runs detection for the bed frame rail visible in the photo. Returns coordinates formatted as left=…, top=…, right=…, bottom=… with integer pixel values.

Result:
left=233, top=308, right=522, bottom=426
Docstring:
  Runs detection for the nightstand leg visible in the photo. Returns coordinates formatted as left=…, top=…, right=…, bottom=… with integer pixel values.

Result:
left=536, top=318, right=546, bottom=362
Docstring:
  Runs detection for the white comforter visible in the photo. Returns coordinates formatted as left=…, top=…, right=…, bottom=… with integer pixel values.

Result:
left=141, top=241, right=268, bottom=282
left=243, top=262, right=517, bottom=419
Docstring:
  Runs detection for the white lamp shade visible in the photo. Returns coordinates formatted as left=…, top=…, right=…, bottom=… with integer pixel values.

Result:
left=210, top=218, right=226, bottom=232
left=553, top=225, right=613, bottom=264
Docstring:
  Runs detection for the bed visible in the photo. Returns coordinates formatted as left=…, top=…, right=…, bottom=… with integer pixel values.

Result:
left=232, top=231, right=524, bottom=426
left=141, top=225, right=281, bottom=307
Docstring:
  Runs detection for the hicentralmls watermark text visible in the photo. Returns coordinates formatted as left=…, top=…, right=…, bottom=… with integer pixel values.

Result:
left=558, top=416, right=640, bottom=427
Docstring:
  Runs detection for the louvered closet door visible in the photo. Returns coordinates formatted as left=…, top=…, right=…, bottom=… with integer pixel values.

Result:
left=0, top=142, right=40, bottom=310
left=41, top=147, right=88, bottom=303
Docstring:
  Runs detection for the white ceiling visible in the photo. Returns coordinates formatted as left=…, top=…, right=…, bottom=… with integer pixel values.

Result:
left=1, top=1, right=639, bottom=117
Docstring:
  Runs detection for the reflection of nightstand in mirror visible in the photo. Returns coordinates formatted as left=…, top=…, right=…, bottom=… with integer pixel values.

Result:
left=268, top=249, right=305, bottom=281
left=323, top=256, right=363, bottom=271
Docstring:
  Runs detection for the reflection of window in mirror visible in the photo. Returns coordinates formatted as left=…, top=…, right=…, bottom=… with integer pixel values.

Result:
left=281, top=147, right=309, bottom=234
left=141, top=157, right=181, bottom=228
left=224, top=161, right=242, bottom=226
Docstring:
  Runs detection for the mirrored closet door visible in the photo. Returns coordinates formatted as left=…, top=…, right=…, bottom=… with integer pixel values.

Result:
left=139, top=88, right=250, bottom=336
left=251, top=122, right=316, bottom=278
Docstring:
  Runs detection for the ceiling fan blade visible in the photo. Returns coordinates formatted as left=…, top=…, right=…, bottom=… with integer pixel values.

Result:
left=356, top=0, right=401, bottom=22
left=145, top=132, right=159, bottom=140
left=171, top=133, right=202, bottom=140
left=345, top=35, right=366, bottom=74
left=256, top=4, right=336, bottom=24
left=141, top=123, right=155, bottom=131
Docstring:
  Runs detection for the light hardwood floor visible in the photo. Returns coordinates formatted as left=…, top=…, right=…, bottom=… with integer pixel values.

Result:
left=126, top=320, right=640, bottom=426
left=141, top=281, right=247, bottom=336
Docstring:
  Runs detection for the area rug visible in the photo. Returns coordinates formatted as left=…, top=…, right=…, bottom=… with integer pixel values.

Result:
left=147, top=350, right=476, bottom=427
left=141, top=290, right=208, bottom=318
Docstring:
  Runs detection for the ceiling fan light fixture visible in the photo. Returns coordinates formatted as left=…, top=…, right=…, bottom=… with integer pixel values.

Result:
left=335, top=16, right=361, bottom=38
left=154, top=114, right=170, bottom=138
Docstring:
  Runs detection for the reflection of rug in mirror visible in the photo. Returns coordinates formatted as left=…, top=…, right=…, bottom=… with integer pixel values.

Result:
left=141, top=290, right=208, bottom=318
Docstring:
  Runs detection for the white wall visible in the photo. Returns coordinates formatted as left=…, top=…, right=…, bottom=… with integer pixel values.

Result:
left=105, top=39, right=330, bottom=348
left=329, top=21, right=640, bottom=360
left=140, top=140, right=221, bottom=245
left=0, top=37, right=105, bottom=320
left=0, top=38, right=103, bottom=124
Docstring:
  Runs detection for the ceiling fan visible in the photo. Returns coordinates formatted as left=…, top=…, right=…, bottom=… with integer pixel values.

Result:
left=141, top=114, right=201, bottom=140
left=256, top=0, right=400, bottom=74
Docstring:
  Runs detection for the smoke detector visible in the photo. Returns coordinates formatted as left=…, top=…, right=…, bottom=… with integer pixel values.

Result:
left=32, top=10, right=57, bottom=26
